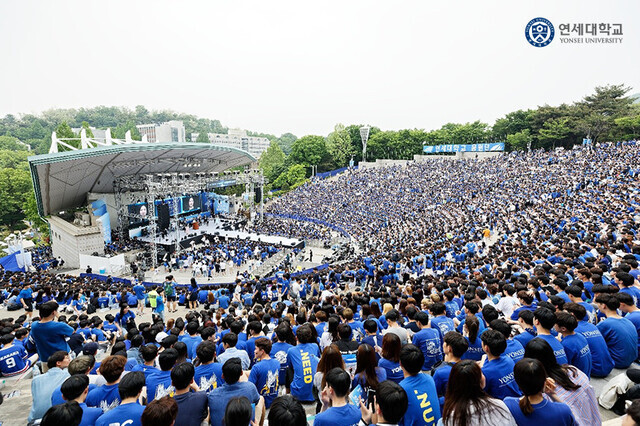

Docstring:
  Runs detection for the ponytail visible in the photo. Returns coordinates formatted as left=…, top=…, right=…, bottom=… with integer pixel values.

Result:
left=519, top=395, right=534, bottom=415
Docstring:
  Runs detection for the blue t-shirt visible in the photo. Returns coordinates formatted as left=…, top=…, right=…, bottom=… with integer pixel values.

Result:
left=504, top=339, right=525, bottom=363
left=78, top=402, right=103, bottom=426
left=173, top=391, right=208, bottom=426
left=0, top=344, right=29, bottom=376
left=513, top=329, right=536, bottom=349
left=131, top=363, right=159, bottom=379
left=286, top=343, right=320, bottom=402
left=248, top=358, right=281, bottom=408
left=504, top=396, right=576, bottom=426
left=575, top=320, right=613, bottom=377
left=482, top=355, right=521, bottom=399
left=412, top=329, right=443, bottom=370
left=133, top=285, right=145, bottom=300
left=461, top=337, right=484, bottom=361
left=560, top=333, right=592, bottom=378
left=314, top=403, right=361, bottom=426
left=620, top=287, right=640, bottom=307
left=182, top=335, right=203, bottom=360
left=30, top=320, right=74, bottom=362
left=194, top=362, right=224, bottom=392
left=535, top=335, right=569, bottom=365
left=430, top=316, right=456, bottom=340
left=379, top=357, right=404, bottom=383
left=86, top=383, right=120, bottom=411
left=219, top=295, right=230, bottom=309
left=270, top=341, right=293, bottom=385
left=597, top=317, right=639, bottom=368
left=208, top=382, right=260, bottom=426
left=146, top=370, right=174, bottom=402
left=624, top=311, right=640, bottom=355
left=95, top=402, right=145, bottom=426
left=400, top=373, right=441, bottom=426
left=432, top=361, right=454, bottom=411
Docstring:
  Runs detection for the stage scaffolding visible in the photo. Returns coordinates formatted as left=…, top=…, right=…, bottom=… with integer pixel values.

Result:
left=113, top=169, right=265, bottom=270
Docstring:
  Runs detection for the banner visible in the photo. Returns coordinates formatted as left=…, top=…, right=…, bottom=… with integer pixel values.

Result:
left=91, top=199, right=112, bottom=244
left=423, top=143, right=505, bottom=153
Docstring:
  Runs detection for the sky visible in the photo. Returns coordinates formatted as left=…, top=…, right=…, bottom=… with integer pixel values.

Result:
left=0, top=1, right=638, bottom=137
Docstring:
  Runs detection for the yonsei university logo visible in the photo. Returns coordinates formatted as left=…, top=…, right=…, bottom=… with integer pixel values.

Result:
left=525, top=18, right=555, bottom=47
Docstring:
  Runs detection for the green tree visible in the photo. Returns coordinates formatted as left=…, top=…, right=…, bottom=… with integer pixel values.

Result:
left=326, top=124, right=353, bottom=168
left=575, top=84, right=634, bottom=142
left=506, top=129, right=531, bottom=151
left=0, top=168, right=31, bottom=227
left=614, top=114, right=640, bottom=139
left=0, top=135, right=29, bottom=151
left=276, top=133, right=297, bottom=155
left=23, top=191, right=48, bottom=235
left=288, top=135, right=328, bottom=169
left=196, top=131, right=210, bottom=143
left=54, top=122, right=79, bottom=150
left=538, top=118, right=571, bottom=149
left=272, top=164, right=307, bottom=191
left=80, top=121, right=94, bottom=138
left=259, top=141, right=286, bottom=183
left=113, top=120, right=141, bottom=140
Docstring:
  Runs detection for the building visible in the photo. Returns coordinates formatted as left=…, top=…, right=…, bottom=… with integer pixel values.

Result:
left=191, top=128, right=271, bottom=158
left=137, top=120, right=186, bottom=143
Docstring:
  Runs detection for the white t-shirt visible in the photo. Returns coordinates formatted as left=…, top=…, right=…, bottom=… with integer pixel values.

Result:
left=496, top=296, right=519, bottom=319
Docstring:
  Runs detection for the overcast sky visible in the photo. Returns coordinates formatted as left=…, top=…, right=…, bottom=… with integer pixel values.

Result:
left=1, top=1, right=638, bottom=137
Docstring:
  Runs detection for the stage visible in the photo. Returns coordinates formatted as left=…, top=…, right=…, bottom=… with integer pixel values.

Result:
left=135, top=219, right=303, bottom=251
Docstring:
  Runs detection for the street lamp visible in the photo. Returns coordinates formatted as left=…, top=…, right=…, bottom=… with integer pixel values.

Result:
left=360, top=126, right=370, bottom=162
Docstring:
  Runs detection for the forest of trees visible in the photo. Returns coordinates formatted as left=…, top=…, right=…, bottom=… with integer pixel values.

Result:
left=0, top=84, right=638, bottom=236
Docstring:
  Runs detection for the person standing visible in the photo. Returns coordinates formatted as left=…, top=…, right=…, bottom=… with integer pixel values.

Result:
left=164, top=275, right=177, bottom=313
left=18, top=283, right=34, bottom=322
left=30, top=301, right=74, bottom=371
left=133, top=281, right=146, bottom=315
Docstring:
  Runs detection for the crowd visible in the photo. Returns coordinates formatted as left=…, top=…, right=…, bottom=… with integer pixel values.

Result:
left=1, top=141, right=640, bottom=426
left=245, top=217, right=334, bottom=243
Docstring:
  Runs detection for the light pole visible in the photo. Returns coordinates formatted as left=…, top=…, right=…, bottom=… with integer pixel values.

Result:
left=360, top=126, right=370, bottom=162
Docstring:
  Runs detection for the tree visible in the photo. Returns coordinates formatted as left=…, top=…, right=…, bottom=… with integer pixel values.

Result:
left=288, top=135, right=328, bottom=169
left=259, top=141, right=287, bottom=183
left=506, top=129, right=531, bottom=151
left=0, top=168, right=31, bottom=227
left=575, top=84, right=634, bottom=142
left=326, top=124, right=353, bottom=168
left=276, top=133, right=297, bottom=155
left=0, top=135, right=29, bottom=151
left=113, top=120, right=141, bottom=140
left=196, top=131, right=210, bottom=143
left=80, top=121, right=94, bottom=138
left=272, top=164, right=307, bottom=191
left=614, top=114, right=640, bottom=139
left=23, top=191, right=48, bottom=236
left=538, top=118, right=571, bottom=149
left=55, top=122, right=79, bottom=150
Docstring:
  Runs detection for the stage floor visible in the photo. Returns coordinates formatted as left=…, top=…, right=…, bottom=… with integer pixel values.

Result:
left=136, top=220, right=302, bottom=248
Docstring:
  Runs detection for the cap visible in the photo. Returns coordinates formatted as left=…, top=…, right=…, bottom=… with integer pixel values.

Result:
left=82, top=342, right=99, bottom=355
left=155, top=331, right=169, bottom=343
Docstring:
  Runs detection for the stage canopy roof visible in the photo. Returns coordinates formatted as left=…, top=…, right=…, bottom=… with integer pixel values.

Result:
left=28, top=142, right=256, bottom=217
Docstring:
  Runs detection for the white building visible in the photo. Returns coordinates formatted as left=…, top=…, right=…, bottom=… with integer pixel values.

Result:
left=137, top=120, right=186, bottom=143
left=191, top=128, right=271, bottom=157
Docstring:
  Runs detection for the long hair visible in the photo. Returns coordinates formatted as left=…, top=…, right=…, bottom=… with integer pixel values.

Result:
left=513, top=358, right=547, bottom=415
left=524, top=338, right=580, bottom=391
left=370, top=302, right=382, bottom=319
left=317, top=344, right=345, bottom=388
left=355, top=344, right=379, bottom=389
left=443, top=360, right=511, bottom=426
left=381, top=333, right=401, bottom=363
left=326, top=317, right=340, bottom=342
left=465, top=315, right=479, bottom=343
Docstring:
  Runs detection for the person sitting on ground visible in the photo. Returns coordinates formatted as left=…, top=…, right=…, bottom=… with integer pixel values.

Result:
left=217, top=332, right=251, bottom=370
left=432, top=331, right=468, bottom=411
left=208, top=358, right=263, bottom=426
left=86, top=355, right=127, bottom=411
left=267, top=394, right=308, bottom=426
left=60, top=374, right=103, bottom=426
left=359, top=380, right=409, bottom=426
left=29, top=351, right=71, bottom=422
left=141, top=396, right=178, bottom=426
left=504, top=358, right=577, bottom=425
left=40, top=401, right=83, bottom=426
left=595, top=293, right=639, bottom=368
left=441, top=359, right=516, bottom=426
left=480, top=329, right=521, bottom=400
left=171, top=362, right=209, bottom=426
left=146, top=348, right=178, bottom=402
left=315, top=367, right=361, bottom=426
left=0, top=332, right=39, bottom=377
left=95, top=371, right=146, bottom=426
left=399, top=344, right=441, bottom=426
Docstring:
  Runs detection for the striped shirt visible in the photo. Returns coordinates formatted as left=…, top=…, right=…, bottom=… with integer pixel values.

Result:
left=554, top=367, right=601, bottom=426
